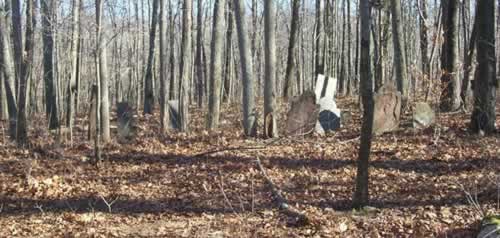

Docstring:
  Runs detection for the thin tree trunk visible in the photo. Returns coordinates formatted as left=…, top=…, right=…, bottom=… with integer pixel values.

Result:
left=439, top=0, right=461, bottom=112
left=0, top=3, right=17, bottom=137
left=10, top=0, right=22, bottom=95
left=207, top=0, right=225, bottom=129
left=97, top=0, right=110, bottom=142
left=179, top=0, right=192, bottom=132
left=194, top=0, right=205, bottom=108
left=66, top=0, right=80, bottom=142
left=353, top=0, right=373, bottom=208
left=144, top=0, right=159, bottom=114
left=16, top=0, right=35, bottom=146
left=159, top=0, right=169, bottom=132
left=264, top=0, right=277, bottom=138
left=283, top=0, right=300, bottom=99
left=419, top=0, right=430, bottom=93
left=390, top=0, right=409, bottom=105
left=461, top=1, right=477, bottom=109
left=233, top=0, right=257, bottom=137
left=223, top=0, right=234, bottom=103
left=314, top=0, right=324, bottom=77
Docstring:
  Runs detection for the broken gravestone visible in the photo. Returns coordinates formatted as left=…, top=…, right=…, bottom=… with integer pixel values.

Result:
left=412, top=102, right=435, bottom=129
left=372, top=84, right=401, bottom=135
left=117, top=102, right=135, bottom=142
left=168, top=100, right=180, bottom=130
left=285, top=91, right=319, bottom=136
left=314, top=74, right=341, bottom=134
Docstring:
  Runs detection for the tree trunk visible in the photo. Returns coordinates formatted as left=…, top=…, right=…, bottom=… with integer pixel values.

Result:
left=419, top=0, right=430, bottom=92
left=159, top=0, right=169, bottom=132
left=194, top=0, right=205, bottom=108
left=233, top=0, right=257, bottom=137
left=179, top=0, right=192, bottom=132
left=264, top=0, right=277, bottom=138
left=144, top=0, right=159, bottom=114
left=168, top=0, right=176, bottom=100
left=0, top=3, right=17, bottom=138
left=314, top=0, right=324, bottom=77
left=470, top=0, right=496, bottom=134
left=66, top=0, right=80, bottom=142
left=353, top=0, right=374, bottom=209
left=390, top=0, right=409, bottom=105
left=207, top=0, right=225, bottom=130
left=16, top=0, right=35, bottom=146
left=283, top=0, right=300, bottom=99
left=461, top=1, right=477, bottom=109
left=96, top=0, right=110, bottom=143
left=439, top=0, right=461, bottom=112
left=10, top=0, right=23, bottom=95
left=223, top=0, right=234, bottom=103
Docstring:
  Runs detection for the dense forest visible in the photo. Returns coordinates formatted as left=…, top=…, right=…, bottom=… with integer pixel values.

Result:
left=0, top=0, right=499, bottom=236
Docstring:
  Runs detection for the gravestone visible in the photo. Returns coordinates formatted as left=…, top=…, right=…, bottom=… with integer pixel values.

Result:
left=372, top=84, right=401, bottom=135
left=285, top=91, right=319, bottom=136
left=117, top=102, right=135, bottom=142
left=168, top=100, right=180, bottom=130
left=412, top=102, right=435, bottom=129
left=314, top=74, right=341, bottom=134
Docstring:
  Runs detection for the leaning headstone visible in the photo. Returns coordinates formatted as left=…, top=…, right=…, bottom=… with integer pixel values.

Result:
left=286, top=91, right=319, bottom=136
left=88, top=85, right=97, bottom=140
left=477, top=215, right=500, bottom=238
left=313, top=74, right=341, bottom=134
left=372, top=84, right=402, bottom=135
left=315, top=98, right=341, bottom=134
left=168, top=100, right=180, bottom=129
left=117, top=102, right=135, bottom=142
left=412, top=102, right=435, bottom=129
left=314, top=74, right=326, bottom=102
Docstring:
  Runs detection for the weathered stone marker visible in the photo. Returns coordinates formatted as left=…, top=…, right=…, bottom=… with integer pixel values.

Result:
left=372, top=84, right=402, bottom=135
left=117, top=102, right=135, bottom=142
left=168, top=100, right=180, bottom=130
left=314, top=74, right=341, bottom=134
left=412, top=102, right=435, bottom=129
left=285, top=91, right=319, bottom=136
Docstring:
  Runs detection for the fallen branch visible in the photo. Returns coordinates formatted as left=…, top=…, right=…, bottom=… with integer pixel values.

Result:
left=255, top=157, right=310, bottom=226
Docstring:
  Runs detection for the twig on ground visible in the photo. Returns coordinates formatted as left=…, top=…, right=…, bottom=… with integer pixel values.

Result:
left=255, top=157, right=310, bottom=226
left=35, top=203, right=45, bottom=215
left=216, top=171, right=238, bottom=215
left=100, top=194, right=119, bottom=213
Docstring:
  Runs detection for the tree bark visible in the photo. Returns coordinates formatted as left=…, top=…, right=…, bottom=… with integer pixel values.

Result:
left=390, top=0, right=409, bottom=105
left=179, top=0, right=192, bottom=132
left=207, top=0, right=225, bottom=130
left=143, top=0, right=159, bottom=114
left=470, top=0, right=496, bottom=134
left=0, top=3, right=17, bottom=138
left=194, top=0, right=205, bottom=108
left=439, top=0, right=461, bottom=112
left=283, top=0, right=300, bottom=99
left=16, top=0, right=35, bottom=146
left=66, top=0, right=80, bottom=142
left=263, top=0, right=277, bottom=138
left=353, top=0, right=373, bottom=209
left=314, top=0, right=324, bottom=77
left=419, top=0, right=430, bottom=91
left=233, top=0, right=257, bottom=137
left=159, top=0, right=169, bottom=132
left=223, top=0, right=234, bottom=103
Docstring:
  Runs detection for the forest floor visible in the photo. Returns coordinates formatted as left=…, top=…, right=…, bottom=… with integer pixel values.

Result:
left=0, top=98, right=499, bottom=237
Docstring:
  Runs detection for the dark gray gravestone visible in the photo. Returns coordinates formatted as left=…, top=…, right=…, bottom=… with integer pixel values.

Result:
left=373, top=84, right=401, bottom=135
left=168, top=100, right=180, bottom=130
left=117, top=102, right=135, bottom=142
left=285, top=91, right=319, bottom=136
left=315, top=98, right=341, bottom=134
left=412, top=102, right=435, bottom=129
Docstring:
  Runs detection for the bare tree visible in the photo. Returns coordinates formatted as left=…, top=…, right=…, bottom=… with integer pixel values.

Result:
left=66, top=0, right=80, bottom=141
left=439, top=0, right=461, bottom=112
left=194, top=0, right=205, bottom=108
left=207, top=0, right=225, bottom=130
left=179, top=0, right=192, bottom=132
left=390, top=0, right=409, bottom=105
left=233, top=0, right=257, bottom=137
left=159, top=0, right=169, bottom=132
left=144, top=0, right=160, bottom=115
left=470, top=0, right=496, bottom=134
left=353, top=0, right=374, bottom=208
left=263, top=0, right=277, bottom=138
left=283, top=0, right=300, bottom=99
